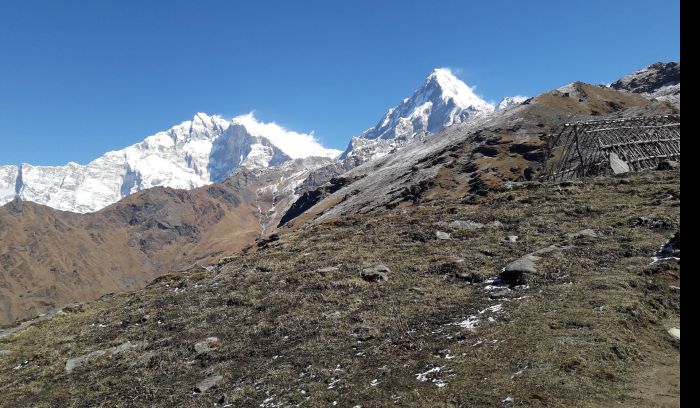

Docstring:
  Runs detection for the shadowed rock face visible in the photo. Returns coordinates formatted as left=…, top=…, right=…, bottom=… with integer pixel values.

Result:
left=611, top=62, right=680, bottom=95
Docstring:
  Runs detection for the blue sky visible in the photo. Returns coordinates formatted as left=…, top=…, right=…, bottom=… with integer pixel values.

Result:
left=0, top=0, right=679, bottom=165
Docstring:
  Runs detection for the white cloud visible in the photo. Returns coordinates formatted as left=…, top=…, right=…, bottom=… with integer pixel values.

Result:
left=232, top=113, right=341, bottom=159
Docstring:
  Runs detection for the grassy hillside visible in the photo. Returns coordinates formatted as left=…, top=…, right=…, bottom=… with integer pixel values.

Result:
left=0, top=169, right=680, bottom=407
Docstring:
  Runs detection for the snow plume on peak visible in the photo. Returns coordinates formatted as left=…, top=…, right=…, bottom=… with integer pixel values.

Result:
left=233, top=113, right=341, bottom=159
left=1, top=112, right=341, bottom=213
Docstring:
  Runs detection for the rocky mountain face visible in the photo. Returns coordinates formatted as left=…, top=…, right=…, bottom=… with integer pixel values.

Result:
left=0, top=156, right=332, bottom=324
left=0, top=113, right=340, bottom=213
left=340, top=68, right=495, bottom=166
left=611, top=61, right=680, bottom=107
left=279, top=82, right=678, bottom=230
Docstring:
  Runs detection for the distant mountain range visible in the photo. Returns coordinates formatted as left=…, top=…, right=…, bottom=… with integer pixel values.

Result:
left=0, top=68, right=525, bottom=213
left=0, top=113, right=340, bottom=213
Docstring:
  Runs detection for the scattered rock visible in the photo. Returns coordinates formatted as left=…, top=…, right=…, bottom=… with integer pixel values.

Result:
left=667, top=328, right=680, bottom=340
left=361, top=265, right=390, bottom=282
left=488, top=220, right=504, bottom=228
left=194, top=337, right=220, bottom=354
left=448, top=220, right=484, bottom=231
left=315, top=266, right=340, bottom=276
left=194, top=374, right=224, bottom=394
left=436, top=231, right=452, bottom=240
left=501, top=235, right=519, bottom=244
left=66, top=341, right=144, bottom=373
left=0, top=350, right=12, bottom=356
left=500, top=254, right=539, bottom=285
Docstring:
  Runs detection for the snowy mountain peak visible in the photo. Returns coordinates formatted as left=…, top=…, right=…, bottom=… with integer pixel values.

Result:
left=1, top=113, right=341, bottom=213
left=425, top=68, right=493, bottom=111
left=341, top=68, right=494, bottom=163
left=497, top=95, right=529, bottom=110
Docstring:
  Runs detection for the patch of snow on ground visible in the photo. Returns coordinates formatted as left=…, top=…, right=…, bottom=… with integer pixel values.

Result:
left=453, top=316, right=479, bottom=329
left=415, top=366, right=448, bottom=387
left=479, top=304, right=503, bottom=314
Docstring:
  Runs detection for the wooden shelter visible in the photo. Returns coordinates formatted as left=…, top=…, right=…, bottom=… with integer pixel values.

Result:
left=542, top=115, right=680, bottom=181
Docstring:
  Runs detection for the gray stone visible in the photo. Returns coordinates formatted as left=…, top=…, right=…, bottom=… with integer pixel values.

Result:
left=361, top=265, right=390, bottom=282
left=194, top=374, right=224, bottom=394
left=65, top=340, right=145, bottom=373
left=316, top=266, right=340, bottom=276
left=66, top=350, right=107, bottom=373
left=194, top=337, right=220, bottom=354
left=436, top=231, right=452, bottom=240
left=668, top=328, right=680, bottom=340
left=609, top=153, right=630, bottom=174
left=112, top=340, right=142, bottom=354
left=448, top=220, right=484, bottom=231
left=500, top=254, right=540, bottom=285
left=501, top=235, right=519, bottom=244
left=567, top=229, right=598, bottom=239
left=0, top=350, right=13, bottom=356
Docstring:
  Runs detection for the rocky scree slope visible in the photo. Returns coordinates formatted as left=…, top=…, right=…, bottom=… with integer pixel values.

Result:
left=0, top=169, right=680, bottom=407
left=611, top=61, right=680, bottom=107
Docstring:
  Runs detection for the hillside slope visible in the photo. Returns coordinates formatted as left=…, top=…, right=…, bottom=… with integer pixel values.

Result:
left=0, top=169, right=680, bottom=407
left=0, top=158, right=327, bottom=324
left=280, top=82, right=678, bottom=229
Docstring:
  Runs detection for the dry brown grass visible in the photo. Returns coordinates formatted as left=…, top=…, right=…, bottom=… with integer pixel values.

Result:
left=0, top=169, right=680, bottom=407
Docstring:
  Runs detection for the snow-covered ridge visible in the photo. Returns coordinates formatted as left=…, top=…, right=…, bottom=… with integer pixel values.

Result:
left=341, top=68, right=495, bottom=164
left=1, top=113, right=341, bottom=213
left=497, top=95, right=529, bottom=110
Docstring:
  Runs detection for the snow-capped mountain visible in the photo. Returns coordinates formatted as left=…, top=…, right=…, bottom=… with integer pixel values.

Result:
left=0, top=165, right=19, bottom=204
left=1, top=113, right=341, bottom=213
left=497, top=95, right=529, bottom=110
left=341, top=68, right=495, bottom=165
